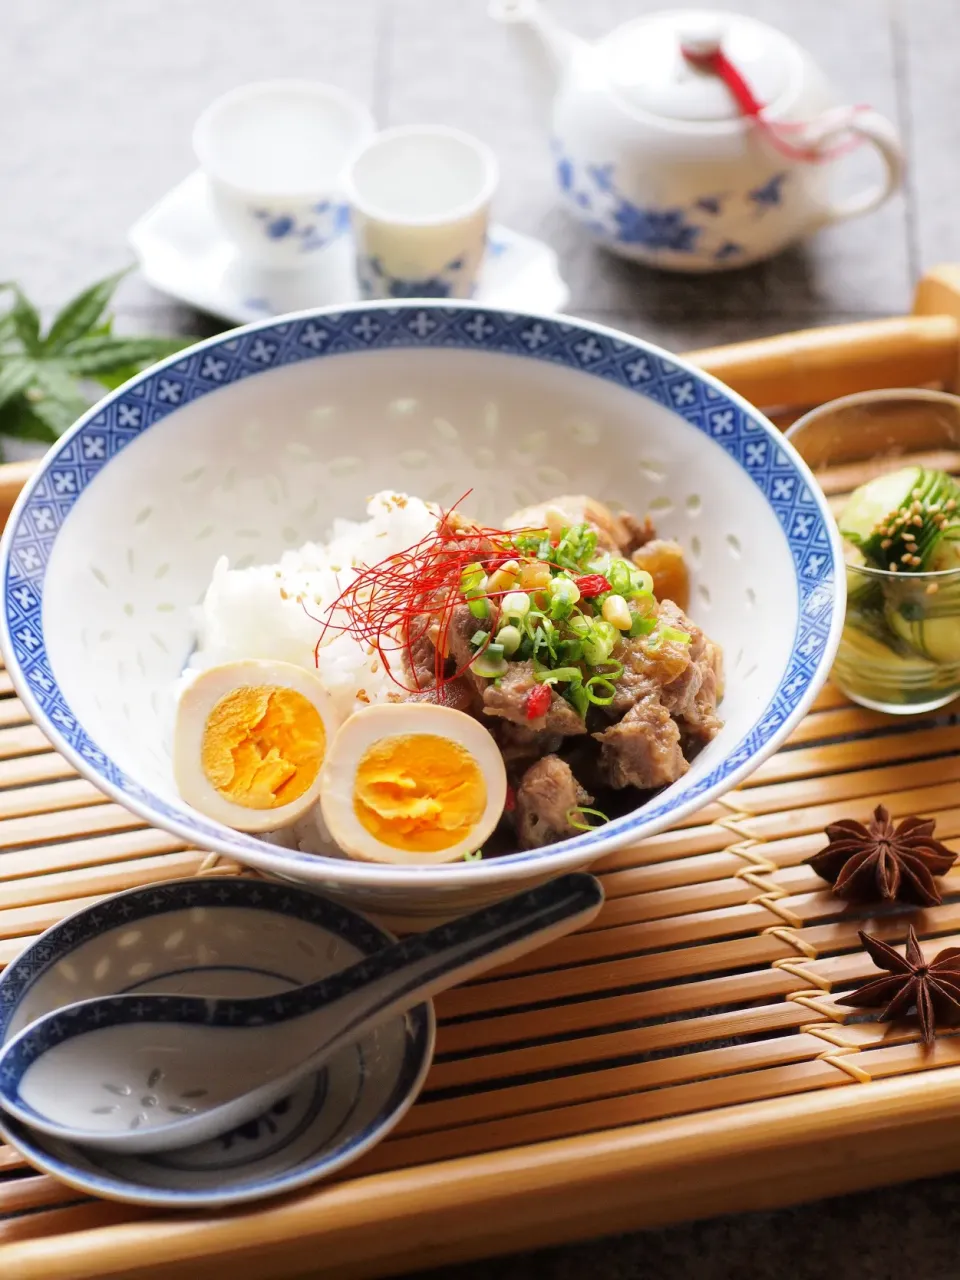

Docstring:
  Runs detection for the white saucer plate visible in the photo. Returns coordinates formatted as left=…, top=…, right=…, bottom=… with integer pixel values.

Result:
left=129, top=172, right=570, bottom=322
left=0, top=877, right=434, bottom=1208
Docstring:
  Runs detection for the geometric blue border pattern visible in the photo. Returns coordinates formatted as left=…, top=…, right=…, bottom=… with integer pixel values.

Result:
left=0, top=304, right=841, bottom=877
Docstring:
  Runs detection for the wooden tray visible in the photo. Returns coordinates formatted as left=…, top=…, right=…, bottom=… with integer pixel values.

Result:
left=6, top=267, right=960, bottom=1280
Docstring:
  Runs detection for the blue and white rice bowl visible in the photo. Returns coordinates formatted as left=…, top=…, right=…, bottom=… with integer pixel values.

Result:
left=0, top=877, right=434, bottom=1208
left=0, top=303, right=845, bottom=920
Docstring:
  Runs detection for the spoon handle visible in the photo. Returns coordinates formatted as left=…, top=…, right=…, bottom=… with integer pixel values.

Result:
left=190, top=872, right=603, bottom=1140
left=287, top=870, right=604, bottom=1051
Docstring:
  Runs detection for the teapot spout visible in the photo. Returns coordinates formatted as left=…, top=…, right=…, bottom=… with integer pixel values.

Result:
left=489, top=0, right=587, bottom=78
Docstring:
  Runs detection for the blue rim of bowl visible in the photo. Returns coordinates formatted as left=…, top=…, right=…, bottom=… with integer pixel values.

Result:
left=0, top=302, right=846, bottom=888
left=0, top=876, right=435, bottom=1207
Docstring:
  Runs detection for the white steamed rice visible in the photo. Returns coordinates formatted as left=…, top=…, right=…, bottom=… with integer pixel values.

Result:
left=179, top=490, right=439, bottom=721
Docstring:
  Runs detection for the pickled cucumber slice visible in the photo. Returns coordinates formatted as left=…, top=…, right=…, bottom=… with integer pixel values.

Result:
left=839, top=466, right=924, bottom=544
left=925, top=522, right=960, bottom=573
left=839, top=466, right=960, bottom=571
left=841, top=623, right=926, bottom=667
left=886, top=596, right=960, bottom=663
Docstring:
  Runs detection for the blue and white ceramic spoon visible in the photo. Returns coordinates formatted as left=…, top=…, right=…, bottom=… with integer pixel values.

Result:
left=0, top=872, right=602, bottom=1154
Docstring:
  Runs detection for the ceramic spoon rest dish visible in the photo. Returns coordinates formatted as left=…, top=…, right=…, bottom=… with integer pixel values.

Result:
left=0, top=877, right=433, bottom=1208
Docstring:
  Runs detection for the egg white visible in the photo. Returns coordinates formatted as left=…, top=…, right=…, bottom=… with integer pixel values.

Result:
left=320, top=703, right=507, bottom=865
left=173, top=658, right=340, bottom=833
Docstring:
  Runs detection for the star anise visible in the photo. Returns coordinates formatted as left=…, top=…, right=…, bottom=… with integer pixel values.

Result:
left=838, top=926, right=960, bottom=1044
left=806, top=804, right=956, bottom=906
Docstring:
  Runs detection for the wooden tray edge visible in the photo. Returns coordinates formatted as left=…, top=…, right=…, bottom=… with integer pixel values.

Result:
left=7, top=1064, right=960, bottom=1280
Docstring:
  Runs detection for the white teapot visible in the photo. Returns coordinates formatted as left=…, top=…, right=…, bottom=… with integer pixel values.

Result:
left=491, top=1, right=904, bottom=272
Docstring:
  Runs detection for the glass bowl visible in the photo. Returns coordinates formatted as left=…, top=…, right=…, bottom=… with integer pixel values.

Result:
left=788, top=388, right=960, bottom=714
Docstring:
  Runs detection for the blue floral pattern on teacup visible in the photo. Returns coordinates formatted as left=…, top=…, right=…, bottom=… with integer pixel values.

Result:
left=250, top=201, right=350, bottom=254
left=553, top=143, right=788, bottom=265
left=357, top=253, right=473, bottom=300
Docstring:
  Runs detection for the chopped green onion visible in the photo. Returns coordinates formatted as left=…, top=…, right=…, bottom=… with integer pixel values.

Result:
left=585, top=675, right=617, bottom=705
left=554, top=522, right=599, bottom=572
left=582, top=618, right=618, bottom=666
left=470, top=629, right=489, bottom=647
left=461, top=561, right=489, bottom=618
left=629, top=613, right=657, bottom=638
left=566, top=682, right=590, bottom=719
left=565, top=806, right=610, bottom=832
left=630, top=568, right=654, bottom=597
left=608, top=558, right=633, bottom=597
left=470, top=650, right=507, bottom=678
left=549, top=575, right=580, bottom=620
left=513, top=530, right=549, bottom=559
left=660, top=625, right=691, bottom=645
left=463, top=849, right=483, bottom=862
left=534, top=664, right=582, bottom=685
left=502, top=590, right=531, bottom=619
left=496, top=623, right=522, bottom=656
left=533, top=617, right=558, bottom=663
left=567, top=614, right=591, bottom=638
left=557, top=638, right=583, bottom=664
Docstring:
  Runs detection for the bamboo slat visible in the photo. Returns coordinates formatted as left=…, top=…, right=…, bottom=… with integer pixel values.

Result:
left=8, top=272, right=960, bottom=1278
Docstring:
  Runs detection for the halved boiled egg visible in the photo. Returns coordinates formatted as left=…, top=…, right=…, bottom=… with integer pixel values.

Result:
left=319, top=703, right=507, bottom=865
left=173, top=659, right=340, bottom=832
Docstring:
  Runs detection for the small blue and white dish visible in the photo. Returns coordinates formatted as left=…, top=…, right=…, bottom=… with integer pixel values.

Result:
left=0, top=877, right=434, bottom=1208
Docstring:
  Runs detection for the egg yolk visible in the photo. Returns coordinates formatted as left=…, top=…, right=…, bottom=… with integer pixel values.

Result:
left=352, top=733, right=487, bottom=853
left=201, top=685, right=326, bottom=810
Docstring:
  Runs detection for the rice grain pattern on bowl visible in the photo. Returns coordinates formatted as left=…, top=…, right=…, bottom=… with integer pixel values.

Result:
left=0, top=303, right=845, bottom=921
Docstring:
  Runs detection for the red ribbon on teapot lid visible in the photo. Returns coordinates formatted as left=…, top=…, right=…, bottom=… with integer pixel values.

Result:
left=679, top=26, right=867, bottom=163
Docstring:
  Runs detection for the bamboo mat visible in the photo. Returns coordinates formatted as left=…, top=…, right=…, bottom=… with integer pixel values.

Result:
left=3, top=660, right=960, bottom=1278
left=8, top=282, right=960, bottom=1275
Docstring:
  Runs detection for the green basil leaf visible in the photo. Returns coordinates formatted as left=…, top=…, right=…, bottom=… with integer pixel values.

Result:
left=0, top=357, right=36, bottom=412
left=44, top=266, right=131, bottom=353
left=63, top=334, right=190, bottom=376
left=0, top=283, right=42, bottom=354
left=27, top=362, right=91, bottom=436
left=0, top=312, right=19, bottom=348
left=0, top=398, right=60, bottom=443
left=93, top=363, right=140, bottom=392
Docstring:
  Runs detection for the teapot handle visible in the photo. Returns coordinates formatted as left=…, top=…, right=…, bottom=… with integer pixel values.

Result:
left=816, top=106, right=905, bottom=225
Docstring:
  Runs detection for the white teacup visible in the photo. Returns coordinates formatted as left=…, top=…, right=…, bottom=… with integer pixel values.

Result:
left=344, top=125, right=499, bottom=299
left=193, top=80, right=375, bottom=270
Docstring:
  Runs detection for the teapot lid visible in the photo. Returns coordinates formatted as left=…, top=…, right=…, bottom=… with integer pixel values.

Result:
left=598, top=9, right=801, bottom=123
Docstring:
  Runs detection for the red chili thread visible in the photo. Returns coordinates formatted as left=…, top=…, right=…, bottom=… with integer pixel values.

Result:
left=313, top=491, right=553, bottom=697
left=680, top=43, right=869, bottom=164
left=575, top=573, right=611, bottom=598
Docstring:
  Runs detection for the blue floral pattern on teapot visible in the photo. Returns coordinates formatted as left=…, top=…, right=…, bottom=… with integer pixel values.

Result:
left=554, top=145, right=790, bottom=266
